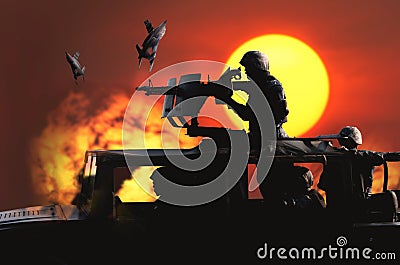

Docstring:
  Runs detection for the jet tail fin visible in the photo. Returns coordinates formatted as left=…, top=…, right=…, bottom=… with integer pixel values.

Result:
left=144, top=19, right=154, bottom=33
left=136, top=44, right=144, bottom=69
left=136, top=44, right=144, bottom=56
left=149, top=59, right=154, bottom=72
left=82, top=66, right=86, bottom=80
left=138, top=58, right=142, bottom=69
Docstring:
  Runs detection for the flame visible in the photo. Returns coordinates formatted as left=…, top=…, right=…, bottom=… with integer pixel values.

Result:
left=116, top=167, right=160, bottom=202
left=372, top=163, right=400, bottom=194
left=29, top=91, right=199, bottom=205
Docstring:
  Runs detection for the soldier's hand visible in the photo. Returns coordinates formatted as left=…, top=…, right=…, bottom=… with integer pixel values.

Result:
left=374, top=152, right=385, bottom=165
left=212, top=86, right=233, bottom=102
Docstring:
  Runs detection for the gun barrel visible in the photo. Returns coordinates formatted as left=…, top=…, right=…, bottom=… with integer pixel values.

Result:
left=135, top=85, right=176, bottom=95
left=231, top=80, right=257, bottom=92
left=382, top=152, right=400, bottom=162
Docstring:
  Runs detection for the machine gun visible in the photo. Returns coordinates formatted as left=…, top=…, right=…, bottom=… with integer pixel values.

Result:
left=135, top=67, right=254, bottom=134
left=136, top=67, right=247, bottom=95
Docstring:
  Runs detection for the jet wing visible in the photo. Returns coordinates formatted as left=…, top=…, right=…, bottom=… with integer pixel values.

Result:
left=149, top=57, right=155, bottom=72
left=155, top=24, right=166, bottom=39
left=144, top=19, right=154, bottom=33
left=151, top=41, right=160, bottom=53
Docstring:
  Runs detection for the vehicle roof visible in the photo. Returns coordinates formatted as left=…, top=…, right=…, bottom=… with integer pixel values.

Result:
left=85, top=138, right=345, bottom=166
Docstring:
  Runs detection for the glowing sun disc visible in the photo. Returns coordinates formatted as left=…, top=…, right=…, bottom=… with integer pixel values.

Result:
left=225, top=34, right=329, bottom=137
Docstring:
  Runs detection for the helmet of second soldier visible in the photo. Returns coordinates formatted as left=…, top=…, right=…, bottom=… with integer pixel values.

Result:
left=239, top=51, right=269, bottom=72
left=338, top=126, right=363, bottom=150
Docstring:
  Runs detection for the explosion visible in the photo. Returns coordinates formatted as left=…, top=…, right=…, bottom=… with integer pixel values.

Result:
left=29, top=90, right=200, bottom=205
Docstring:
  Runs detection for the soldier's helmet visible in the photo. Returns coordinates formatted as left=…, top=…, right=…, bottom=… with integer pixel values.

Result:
left=239, top=51, right=269, bottom=72
left=338, top=126, right=363, bottom=149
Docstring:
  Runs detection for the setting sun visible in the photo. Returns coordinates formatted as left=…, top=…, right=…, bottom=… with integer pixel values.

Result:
left=225, top=34, right=329, bottom=137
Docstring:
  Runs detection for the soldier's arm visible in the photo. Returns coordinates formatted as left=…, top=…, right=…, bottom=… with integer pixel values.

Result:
left=223, top=97, right=252, bottom=121
left=270, top=85, right=289, bottom=124
left=211, top=84, right=252, bottom=121
left=357, top=150, right=385, bottom=166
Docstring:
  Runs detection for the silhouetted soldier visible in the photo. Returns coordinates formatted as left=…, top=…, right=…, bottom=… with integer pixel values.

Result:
left=261, top=164, right=325, bottom=210
left=239, top=51, right=289, bottom=141
left=218, top=51, right=289, bottom=152
left=238, top=51, right=298, bottom=210
left=319, top=126, right=383, bottom=199
left=318, top=126, right=385, bottom=221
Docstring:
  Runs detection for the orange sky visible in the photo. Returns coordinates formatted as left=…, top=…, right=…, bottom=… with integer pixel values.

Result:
left=1, top=0, right=400, bottom=210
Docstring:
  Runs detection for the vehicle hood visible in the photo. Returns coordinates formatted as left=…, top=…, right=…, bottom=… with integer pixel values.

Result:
left=0, top=204, right=82, bottom=227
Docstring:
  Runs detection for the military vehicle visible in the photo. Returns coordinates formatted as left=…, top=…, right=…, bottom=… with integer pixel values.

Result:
left=1, top=68, right=399, bottom=264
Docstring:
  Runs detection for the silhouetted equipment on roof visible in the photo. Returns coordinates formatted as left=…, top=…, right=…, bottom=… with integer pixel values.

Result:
left=136, top=67, right=250, bottom=129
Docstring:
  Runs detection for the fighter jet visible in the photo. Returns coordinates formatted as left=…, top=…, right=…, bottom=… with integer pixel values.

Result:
left=65, top=51, right=86, bottom=81
left=136, top=19, right=167, bottom=72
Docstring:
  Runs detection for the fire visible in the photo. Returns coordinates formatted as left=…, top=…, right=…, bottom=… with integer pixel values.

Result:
left=115, top=167, right=160, bottom=202
left=29, top=91, right=200, bottom=205
left=372, top=163, right=400, bottom=194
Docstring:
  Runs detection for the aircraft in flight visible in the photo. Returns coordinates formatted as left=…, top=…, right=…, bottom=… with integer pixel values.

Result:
left=65, top=51, right=86, bottom=82
left=136, top=19, right=167, bottom=71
